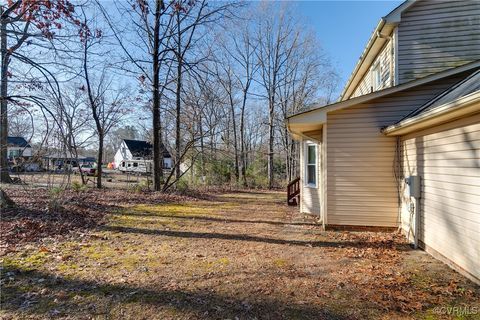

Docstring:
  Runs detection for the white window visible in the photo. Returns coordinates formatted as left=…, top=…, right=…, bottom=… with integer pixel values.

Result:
left=305, top=144, right=317, bottom=187
left=372, top=62, right=381, bottom=91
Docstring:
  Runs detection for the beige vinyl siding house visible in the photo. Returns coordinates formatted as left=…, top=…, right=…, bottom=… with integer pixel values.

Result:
left=397, top=114, right=480, bottom=281
left=326, top=75, right=467, bottom=227
left=287, top=0, right=480, bottom=283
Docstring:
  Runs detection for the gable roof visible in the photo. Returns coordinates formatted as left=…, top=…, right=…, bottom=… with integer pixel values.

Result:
left=382, top=70, right=480, bottom=135
left=123, top=139, right=171, bottom=158
left=339, top=0, right=418, bottom=101
left=7, top=136, right=31, bottom=148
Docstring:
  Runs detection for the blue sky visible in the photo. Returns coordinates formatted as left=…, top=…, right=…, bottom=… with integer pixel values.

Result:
left=295, top=0, right=403, bottom=92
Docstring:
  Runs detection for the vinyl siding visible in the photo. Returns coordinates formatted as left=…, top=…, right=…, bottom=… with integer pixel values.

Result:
left=397, top=0, right=480, bottom=83
left=326, top=76, right=464, bottom=227
left=351, top=34, right=395, bottom=99
left=399, top=113, right=480, bottom=281
left=300, top=134, right=322, bottom=216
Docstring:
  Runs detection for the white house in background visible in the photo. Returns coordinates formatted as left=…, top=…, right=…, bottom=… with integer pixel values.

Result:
left=287, top=0, right=480, bottom=283
left=7, top=136, right=32, bottom=159
left=113, top=139, right=172, bottom=169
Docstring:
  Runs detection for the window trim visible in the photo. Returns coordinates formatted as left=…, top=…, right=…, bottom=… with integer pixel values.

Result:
left=305, top=143, right=317, bottom=188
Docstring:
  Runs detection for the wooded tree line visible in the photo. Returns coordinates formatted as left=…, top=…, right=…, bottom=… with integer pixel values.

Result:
left=0, top=0, right=338, bottom=191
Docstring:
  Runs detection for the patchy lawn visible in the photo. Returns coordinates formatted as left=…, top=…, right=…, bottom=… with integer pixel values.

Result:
left=1, top=190, right=479, bottom=319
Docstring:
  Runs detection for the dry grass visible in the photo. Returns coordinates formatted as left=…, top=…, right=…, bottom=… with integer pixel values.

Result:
left=1, top=190, right=479, bottom=319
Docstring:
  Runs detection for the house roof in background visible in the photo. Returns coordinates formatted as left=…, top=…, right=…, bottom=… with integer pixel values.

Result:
left=7, top=136, right=31, bottom=148
left=42, top=152, right=91, bottom=160
left=123, top=139, right=171, bottom=158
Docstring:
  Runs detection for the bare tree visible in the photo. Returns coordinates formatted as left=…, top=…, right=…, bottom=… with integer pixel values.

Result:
left=169, top=0, right=235, bottom=186
left=218, top=15, right=259, bottom=186
left=276, top=32, right=335, bottom=181
left=0, top=1, right=80, bottom=183
left=254, top=3, right=301, bottom=188
left=82, top=70, right=129, bottom=188
left=97, top=0, right=176, bottom=191
left=47, top=85, right=95, bottom=185
left=79, top=9, right=129, bottom=188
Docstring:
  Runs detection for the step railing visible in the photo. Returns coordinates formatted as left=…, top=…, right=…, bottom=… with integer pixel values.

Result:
left=287, top=177, right=300, bottom=206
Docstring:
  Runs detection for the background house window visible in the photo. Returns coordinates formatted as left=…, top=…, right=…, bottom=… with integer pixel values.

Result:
left=8, top=150, right=20, bottom=158
left=306, top=144, right=317, bottom=187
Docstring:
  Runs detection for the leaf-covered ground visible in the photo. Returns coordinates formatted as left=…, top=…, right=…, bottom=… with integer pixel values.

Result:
left=1, top=190, right=479, bottom=319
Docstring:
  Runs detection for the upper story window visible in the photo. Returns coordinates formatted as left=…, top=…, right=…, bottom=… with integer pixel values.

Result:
left=372, top=62, right=382, bottom=91
left=305, top=143, right=317, bottom=187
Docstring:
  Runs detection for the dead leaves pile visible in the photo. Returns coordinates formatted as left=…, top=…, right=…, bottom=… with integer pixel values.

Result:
left=0, top=187, right=200, bottom=253
left=318, top=232, right=478, bottom=314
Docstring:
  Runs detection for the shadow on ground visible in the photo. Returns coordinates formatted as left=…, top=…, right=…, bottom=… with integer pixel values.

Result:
left=1, top=265, right=346, bottom=320
left=101, top=225, right=411, bottom=251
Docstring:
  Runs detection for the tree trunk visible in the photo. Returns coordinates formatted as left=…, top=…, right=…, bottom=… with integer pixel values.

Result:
left=83, top=34, right=103, bottom=189
left=175, top=11, right=182, bottom=183
left=152, top=0, right=164, bottom=191
left=229, top=94, right=239, bottom=183
left=175, top=59, right=182, bottom=182
left=0, top=188, right=14, bottom=208
left=96, top=133, right=103, bottom=188
left=240, top=91, right=247, bottom=187
left=0, top=10, right=12, bottom=184
left=267, top=97, right=275, bottom=189
left=199, top=115, right=205, bottom=180
left=284, top=128, right=291, bottom=182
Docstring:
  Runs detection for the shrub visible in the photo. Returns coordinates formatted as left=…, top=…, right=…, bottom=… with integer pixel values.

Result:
left=48, top=187, right=64, bottom=212
left=130, top=179, right=151, bottom=193
left=71, top=181, right=87, bottom=193
left=175, top=178, right=189, bottom=193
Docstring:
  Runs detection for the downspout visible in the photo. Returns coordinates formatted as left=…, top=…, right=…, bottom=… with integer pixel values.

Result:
left=321, top=124, right=327, bottom=230
left=405, top=175, right=422, bottom=249
left=376, top=31, right=394, bottom=87
left=414, top=198, right=420, bottom=249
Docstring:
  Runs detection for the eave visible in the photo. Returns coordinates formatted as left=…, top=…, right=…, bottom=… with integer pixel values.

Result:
left=287, top=61, right=480, bottom=139
left=339, top=19, right=393, bottom=101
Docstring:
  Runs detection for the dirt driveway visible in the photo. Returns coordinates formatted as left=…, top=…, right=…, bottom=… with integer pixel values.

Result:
left=1, top=190, right=479, bottom=319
